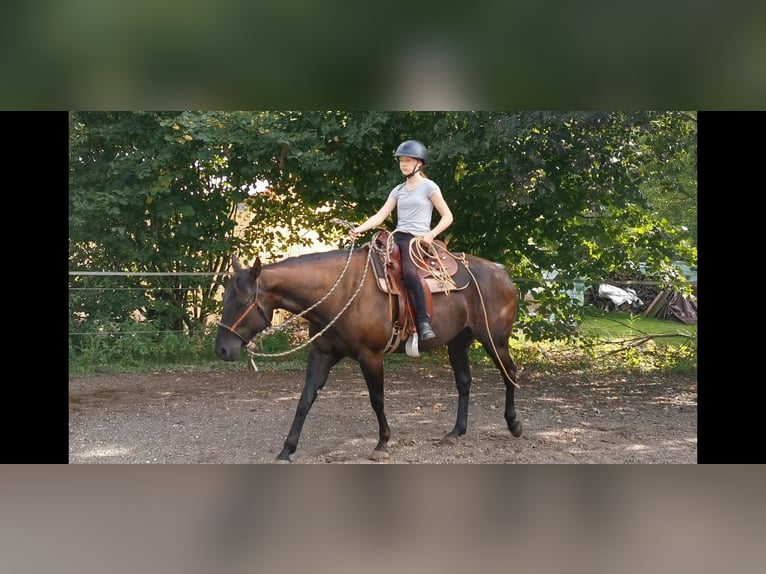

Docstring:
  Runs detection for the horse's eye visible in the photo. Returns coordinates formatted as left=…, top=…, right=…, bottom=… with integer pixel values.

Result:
left=237, top=300, right=249, bottom=309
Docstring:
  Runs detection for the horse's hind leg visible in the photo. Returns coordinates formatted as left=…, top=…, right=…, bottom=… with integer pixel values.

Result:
left=358, top=351, right=391, bottom=461
left=277, top=347, right=342, bottom=462
left=483, top=338, right=523, bottom=437
left=445, top=329, right=475, bottom=441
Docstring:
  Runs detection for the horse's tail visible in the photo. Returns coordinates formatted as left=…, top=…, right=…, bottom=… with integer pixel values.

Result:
left=507, top=267, right=521, bottom=321
left=495, top=260, right=521, bottom=320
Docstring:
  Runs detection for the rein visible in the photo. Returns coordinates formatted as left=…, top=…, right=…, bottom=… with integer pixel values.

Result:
left=244, top=240, right=373, bottom=367
left=219, top=224, right=373, bottom=368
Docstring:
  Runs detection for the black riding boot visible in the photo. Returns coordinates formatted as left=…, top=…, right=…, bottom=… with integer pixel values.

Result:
left=408, top=278, right=436, bottom=340
left=418, top=317, right=436, bottom=340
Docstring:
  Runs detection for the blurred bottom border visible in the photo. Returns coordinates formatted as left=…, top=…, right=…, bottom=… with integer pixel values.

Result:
left=1, top=465, right=762, bottom=574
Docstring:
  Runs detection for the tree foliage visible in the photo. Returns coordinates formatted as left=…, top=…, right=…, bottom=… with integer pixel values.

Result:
left=69, top=111, right=697, bottom=341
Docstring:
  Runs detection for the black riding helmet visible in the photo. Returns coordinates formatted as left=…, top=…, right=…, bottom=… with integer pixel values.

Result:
left=394, top=140, right=428, bottom=165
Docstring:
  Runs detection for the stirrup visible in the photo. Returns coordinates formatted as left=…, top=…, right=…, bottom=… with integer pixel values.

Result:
left=405, top=333, right=419, bottom=357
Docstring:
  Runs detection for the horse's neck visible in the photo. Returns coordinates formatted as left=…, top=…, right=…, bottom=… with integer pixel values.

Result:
left=262, top=252, right=357, bottom=316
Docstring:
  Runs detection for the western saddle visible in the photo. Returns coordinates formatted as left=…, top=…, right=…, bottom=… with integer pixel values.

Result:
left=370, top=230, right=468, bottom=355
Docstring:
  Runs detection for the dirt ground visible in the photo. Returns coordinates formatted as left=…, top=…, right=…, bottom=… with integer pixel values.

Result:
left=68, top=362, right=697, bottom=464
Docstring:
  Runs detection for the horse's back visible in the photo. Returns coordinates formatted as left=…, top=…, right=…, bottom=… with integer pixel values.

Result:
left=465, top=254, right=517, bottom=292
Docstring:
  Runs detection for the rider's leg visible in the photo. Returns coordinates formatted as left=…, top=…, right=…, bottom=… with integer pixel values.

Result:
left=394, top=233, right=436, bottom=340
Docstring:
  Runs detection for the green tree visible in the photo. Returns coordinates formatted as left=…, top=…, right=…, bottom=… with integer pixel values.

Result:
left=636, top=112, right=697, bottom=244
left=69, top=111, right=697, bottom=341
left=69, top=111, right=251, bottom=331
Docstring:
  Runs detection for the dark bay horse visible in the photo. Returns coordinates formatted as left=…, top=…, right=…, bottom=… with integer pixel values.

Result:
left=215, top=243, right=523, bottom=462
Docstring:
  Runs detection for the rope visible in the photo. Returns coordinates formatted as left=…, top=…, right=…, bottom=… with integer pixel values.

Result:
left=459, top=259, right=520, bottom=389
left=248, top=224, right=357, bottom=339
left=387, top=232, right=518, bottom=388
left=408, top=235, right=454, bottom=293
left=245, top=235, right=372, bottom=359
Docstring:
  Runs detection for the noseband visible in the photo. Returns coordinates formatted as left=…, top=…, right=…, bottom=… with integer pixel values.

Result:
left=218, top=280, right=272, bottom=345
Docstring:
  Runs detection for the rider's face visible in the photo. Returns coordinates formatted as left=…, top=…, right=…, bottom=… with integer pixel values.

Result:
left=398, top=157, right=420, bottom=173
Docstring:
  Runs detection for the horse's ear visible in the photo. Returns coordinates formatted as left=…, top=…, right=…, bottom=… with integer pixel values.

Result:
left=250, top=257, right=262, bottom=280
left=232, top=256, right=242, bottom=273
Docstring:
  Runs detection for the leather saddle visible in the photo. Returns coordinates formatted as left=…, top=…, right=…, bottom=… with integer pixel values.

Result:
left=370, top=231, right=469, bottom=351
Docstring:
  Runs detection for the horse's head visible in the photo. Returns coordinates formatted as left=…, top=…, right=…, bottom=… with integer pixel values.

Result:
left=215, top=256, right=273, bottom=361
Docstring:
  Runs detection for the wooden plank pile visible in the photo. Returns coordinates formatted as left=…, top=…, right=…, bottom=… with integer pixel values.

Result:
left=644, top=281, right=697, bottom=323
left=583, top=267, right=697, bottom=323
left=643, top=290, right=674, bottom=318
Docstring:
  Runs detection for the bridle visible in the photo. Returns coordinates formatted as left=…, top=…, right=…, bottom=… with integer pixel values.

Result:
left=217, top=279, right=272, bottom=345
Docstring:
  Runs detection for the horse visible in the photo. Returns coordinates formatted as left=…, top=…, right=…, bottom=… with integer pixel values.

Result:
left=215, top=239, right=523, bottom=462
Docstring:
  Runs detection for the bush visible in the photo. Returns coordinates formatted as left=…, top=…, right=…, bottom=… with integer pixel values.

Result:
left=69, top=314, right=696, bottom=376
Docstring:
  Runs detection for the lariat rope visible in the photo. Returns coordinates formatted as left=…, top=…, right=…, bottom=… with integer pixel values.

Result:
left=407, top=235, right=454, bottom=293
left=457, top=256, right=520, bottom=389
left=390, top=233, right=518, bottom=388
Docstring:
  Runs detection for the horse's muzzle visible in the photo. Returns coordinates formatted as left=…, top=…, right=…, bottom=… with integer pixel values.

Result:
left=215, top=341, right=240, bottom=361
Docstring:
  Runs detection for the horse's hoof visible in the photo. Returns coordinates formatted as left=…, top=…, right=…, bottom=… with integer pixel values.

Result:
left=440, top=434, right=460, bottom=445
left=510, top=420, right=523, bottom=437
left=369, top=449, right=390, bottom=462
left=275, top=451, right=293, bottom=463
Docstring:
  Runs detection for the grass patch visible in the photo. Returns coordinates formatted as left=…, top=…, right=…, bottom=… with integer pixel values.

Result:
left=578, top=306, right=697, bottom=346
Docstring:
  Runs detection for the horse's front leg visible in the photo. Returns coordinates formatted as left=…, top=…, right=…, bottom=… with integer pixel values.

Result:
left=358, top=350, right=391, bottom=461
left=445, top=331, right=474, bottom=441
left=276, top=346, right=342, bottom=462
